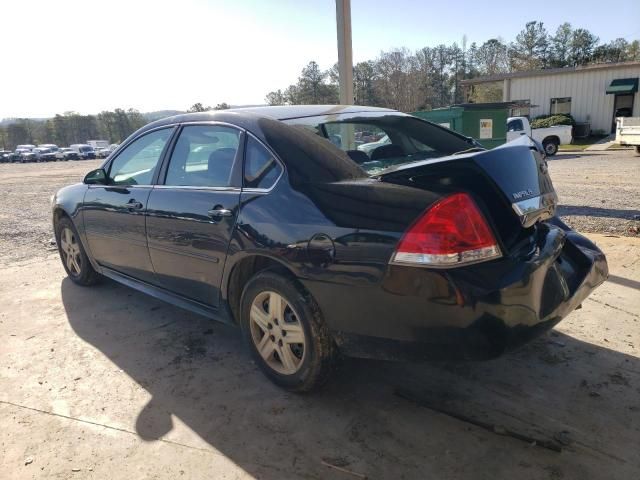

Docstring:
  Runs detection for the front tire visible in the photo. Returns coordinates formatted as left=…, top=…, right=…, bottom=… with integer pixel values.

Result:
left=240, top=271, right=338, bottom=392
left=55, top=216, right=101, bottom=286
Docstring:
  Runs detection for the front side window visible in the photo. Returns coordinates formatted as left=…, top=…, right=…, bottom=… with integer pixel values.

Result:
left=164, top=125, right=240, bottom=187
left=550, top=97, right=571, bottom=115
left=108, top=128, right=172, bottom=185
left=244, top=137, right=282, bottom=190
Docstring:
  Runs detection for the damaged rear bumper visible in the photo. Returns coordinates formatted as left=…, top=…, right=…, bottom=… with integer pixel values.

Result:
left=325, top=220, right=608, bottom=361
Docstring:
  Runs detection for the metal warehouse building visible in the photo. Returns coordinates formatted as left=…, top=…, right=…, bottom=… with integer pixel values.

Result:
left=461, top=61, right=640, bottom=134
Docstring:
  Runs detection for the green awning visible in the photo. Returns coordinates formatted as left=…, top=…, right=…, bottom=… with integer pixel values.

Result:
left=606, top=78, right=638, bottom=94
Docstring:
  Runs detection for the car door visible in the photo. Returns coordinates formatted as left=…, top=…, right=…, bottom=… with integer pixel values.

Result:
left=145, top=124, right=243, bottom=306
left=82, top=127, right=175, bottom=283
left=506, top=118, right=526, bottom=142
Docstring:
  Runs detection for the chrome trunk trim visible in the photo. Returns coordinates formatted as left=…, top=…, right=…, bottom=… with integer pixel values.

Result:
left=512, top=192, right=558, bottom=227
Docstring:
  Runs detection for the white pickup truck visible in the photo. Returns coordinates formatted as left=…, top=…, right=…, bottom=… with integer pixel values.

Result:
left=616, top=117, right=640, bottom=155
left=506, top=116, right=573, bottom=156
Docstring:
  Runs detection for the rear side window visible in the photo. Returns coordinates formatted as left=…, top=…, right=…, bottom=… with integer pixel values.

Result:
left=243, top=137, right=282, bottom=190
left=164, top=125, right=240, bottom=187
left=507, top=119, right=524, bottom=132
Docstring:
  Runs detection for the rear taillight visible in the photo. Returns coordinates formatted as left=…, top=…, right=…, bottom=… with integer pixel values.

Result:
left=391, top=192, right=501, bottom=267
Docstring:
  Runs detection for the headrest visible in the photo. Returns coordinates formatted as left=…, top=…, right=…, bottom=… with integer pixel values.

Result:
left=370, top=144, right=404, bottom=160
left=346, top=149, right=370, bottom=164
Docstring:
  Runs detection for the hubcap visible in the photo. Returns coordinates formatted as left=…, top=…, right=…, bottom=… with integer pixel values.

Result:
left=60, top=227, right=82, bottom=276
left=249, top=291, right=305, bottom=375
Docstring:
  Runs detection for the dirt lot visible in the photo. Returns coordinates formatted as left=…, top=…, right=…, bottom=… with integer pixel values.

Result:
left=550, top=150, right=640, bottom=236
left=1, top=152, right=639, bottom=479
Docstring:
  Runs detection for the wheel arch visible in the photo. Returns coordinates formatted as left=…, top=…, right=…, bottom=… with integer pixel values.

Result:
left=52, top=206, right=71, bottom=227
left=542, top=135, right=560, bottom=146
left=224, top=253, right=299, bottom=325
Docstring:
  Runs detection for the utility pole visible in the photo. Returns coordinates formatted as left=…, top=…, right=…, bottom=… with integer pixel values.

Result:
left=335, top=0, right=354, bottom=105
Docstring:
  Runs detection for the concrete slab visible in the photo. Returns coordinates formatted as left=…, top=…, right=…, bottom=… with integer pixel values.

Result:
left=584, top=135, right=615, bottom=151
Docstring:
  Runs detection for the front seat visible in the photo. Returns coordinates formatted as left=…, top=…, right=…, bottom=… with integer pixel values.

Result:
left=370, top=144, right=404, bottom=160
left=207, top=148, right=236, bottom=186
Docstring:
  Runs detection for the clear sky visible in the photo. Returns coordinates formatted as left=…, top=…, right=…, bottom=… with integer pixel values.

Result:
left=2, top=0, right=639, bottom=118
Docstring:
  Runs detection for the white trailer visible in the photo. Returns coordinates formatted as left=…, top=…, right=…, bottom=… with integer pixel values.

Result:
left=616, top=117, right=640, bottom=155
left=87, top=140, right=109, bottom=150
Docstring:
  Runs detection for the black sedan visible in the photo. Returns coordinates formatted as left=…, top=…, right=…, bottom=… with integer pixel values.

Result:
left=51, top=106, right=608, bottom=391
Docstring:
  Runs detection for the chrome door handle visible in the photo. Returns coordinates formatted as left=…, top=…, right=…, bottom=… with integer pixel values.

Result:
left=126, top=200, right=144, bottom=210
left=207, top=207, right=233, bottom=218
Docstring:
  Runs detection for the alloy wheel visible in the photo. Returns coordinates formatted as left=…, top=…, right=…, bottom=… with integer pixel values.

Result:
left=249, top=291, right=306, bottom=375
left=60, top=227, right=82, bottom=276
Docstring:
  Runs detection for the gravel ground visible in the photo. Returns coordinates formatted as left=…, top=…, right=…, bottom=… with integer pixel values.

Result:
left=0, top=160, right=101, bottom=266
left=549, top=149, right=640, bottom=236
left=0, top=149, right=638, bottom=266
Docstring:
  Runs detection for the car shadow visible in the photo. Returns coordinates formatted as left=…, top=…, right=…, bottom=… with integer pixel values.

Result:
left=549, top=153, right=583, bottom=160
left=557, top=204, right=640, bottom=220
left=61, top=277, right=640, bottom=479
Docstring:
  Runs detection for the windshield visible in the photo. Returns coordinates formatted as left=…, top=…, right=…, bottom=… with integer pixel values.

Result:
left=283, top=113, right=475, bottom=176
left=79, top=146, right=94, bottom=152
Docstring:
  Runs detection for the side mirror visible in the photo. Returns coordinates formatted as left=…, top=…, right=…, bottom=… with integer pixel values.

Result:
left=84, top=168, right=108, bottom=185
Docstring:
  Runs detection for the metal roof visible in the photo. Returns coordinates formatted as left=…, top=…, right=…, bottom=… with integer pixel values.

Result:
left=460, top=61, right=640, bottom=85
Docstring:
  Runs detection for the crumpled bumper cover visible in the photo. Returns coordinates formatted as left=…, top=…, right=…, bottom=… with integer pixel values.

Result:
left=333, top=220, right=608, bottom=361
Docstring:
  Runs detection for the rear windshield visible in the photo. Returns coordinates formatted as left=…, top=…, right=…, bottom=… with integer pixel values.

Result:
left=283, top=113, right=477, bottom=176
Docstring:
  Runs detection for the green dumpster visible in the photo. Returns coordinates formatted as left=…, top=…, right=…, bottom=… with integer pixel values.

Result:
left=412, top=102, right=510, bottom=149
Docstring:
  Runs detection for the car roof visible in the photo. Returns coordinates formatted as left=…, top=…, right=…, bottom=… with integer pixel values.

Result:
left=227, top=105, right=395, bottom=120
left=142, top=105, right=397, bottom=133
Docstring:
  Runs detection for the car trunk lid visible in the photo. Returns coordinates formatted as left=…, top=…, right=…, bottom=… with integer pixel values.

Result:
left=376, top=138, right=558, bottom=251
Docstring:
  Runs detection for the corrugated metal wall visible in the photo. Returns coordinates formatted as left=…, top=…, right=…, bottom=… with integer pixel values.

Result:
left=508, top=66, right=640, bottom=133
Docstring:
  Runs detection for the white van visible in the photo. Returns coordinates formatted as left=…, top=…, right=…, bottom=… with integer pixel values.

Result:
left=70, top=144, right=96, bottom=160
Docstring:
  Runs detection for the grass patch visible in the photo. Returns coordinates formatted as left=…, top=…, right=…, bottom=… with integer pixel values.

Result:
left=606, top=143, right=634, bottom=150
left=558, top=135, right=608, bottom=151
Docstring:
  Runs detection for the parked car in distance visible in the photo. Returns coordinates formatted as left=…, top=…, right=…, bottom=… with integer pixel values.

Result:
left=94, top=147, right=111, bottom=158
left=16, top=144, right=36, bottom=151
left=70, top=144, right=96, bottom=159
left=56, top=148, right=80, bottom=161
left=13, top=148, right=36, bottom=162
left=38, top=143, right=59, bottom=153
left=33, top=147, right=58, bottom=162
left=0, top=150, right=12, bottom=162
left=52, top=105, right=607, bottom=392
left=506, top=116, right=572, bottom=156
left=8, top=150, right=25, bottom=162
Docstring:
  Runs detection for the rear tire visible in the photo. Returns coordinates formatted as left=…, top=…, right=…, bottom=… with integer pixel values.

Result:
left=240, top=271, right=338, bottom=392
left=543, top=140, right=559, bottom=156
left=55, top=216, right=101, bottom=286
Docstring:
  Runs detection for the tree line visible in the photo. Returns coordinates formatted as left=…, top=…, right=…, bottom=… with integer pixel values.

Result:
left=265, top=21, right=640, bottom=112
left=0, top=109, right=147, bottom=150
left=0, top=103, right=234, bottom=150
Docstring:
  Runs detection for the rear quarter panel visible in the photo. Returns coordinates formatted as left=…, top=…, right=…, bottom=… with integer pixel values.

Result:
left=222, top=171, right=443, bottom=331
